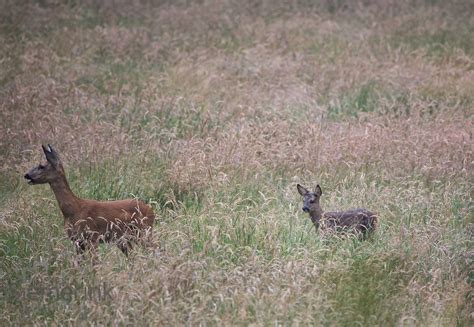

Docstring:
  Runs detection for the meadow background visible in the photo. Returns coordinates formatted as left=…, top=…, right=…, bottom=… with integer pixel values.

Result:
left=0, top=0, right=472, bottom=325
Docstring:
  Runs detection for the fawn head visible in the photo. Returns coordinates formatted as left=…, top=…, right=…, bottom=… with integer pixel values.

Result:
left=24, top=144, right=63, bottom=185
left=297, top=184, right=322, bottom=213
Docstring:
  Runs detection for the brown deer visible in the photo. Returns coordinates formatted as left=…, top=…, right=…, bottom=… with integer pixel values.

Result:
left=297, top=184, right=377, bottom=236
left=24, top=144, right=155, bottom=257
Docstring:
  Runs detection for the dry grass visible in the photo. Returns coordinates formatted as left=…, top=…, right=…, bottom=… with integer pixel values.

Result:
left=0, top=0, right=472, bottom=325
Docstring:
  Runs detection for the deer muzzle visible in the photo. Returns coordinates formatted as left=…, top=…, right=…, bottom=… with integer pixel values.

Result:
left=24, top=173, right=34, bottom=184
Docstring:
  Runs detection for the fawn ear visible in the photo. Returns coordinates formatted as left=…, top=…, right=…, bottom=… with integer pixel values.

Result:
left=314, top=184, right=322, bottom=196
left=297, top=184, right=309, bottom=196
left=42, top=144, right=60, bottom=168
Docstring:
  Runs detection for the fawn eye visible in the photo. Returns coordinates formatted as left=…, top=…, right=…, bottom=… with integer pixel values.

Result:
left=309, top=199, right=315, bottom=203
left=39, top=165, right=45, bottom=169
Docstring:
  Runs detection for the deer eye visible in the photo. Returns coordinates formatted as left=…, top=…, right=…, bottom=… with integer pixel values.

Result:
left=39, top=165, right=45, bottom=169
left=309, top=199, right=315, bottom=204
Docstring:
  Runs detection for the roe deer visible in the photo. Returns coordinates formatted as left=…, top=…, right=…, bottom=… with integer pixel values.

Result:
left=297, top=184, right=377, bottom=236
left=24, top=144, right=155, bottom=257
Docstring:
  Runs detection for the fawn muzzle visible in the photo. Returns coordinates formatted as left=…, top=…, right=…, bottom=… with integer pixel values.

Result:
left=24, top=173, right=34, bottom=184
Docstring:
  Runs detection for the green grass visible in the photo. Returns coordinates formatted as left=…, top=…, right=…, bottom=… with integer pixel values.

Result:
left=0, top=0, right=472, bottom=325
left=325, top=81, right=380, bottom=119
left=391, top=25, right=474, bottom=58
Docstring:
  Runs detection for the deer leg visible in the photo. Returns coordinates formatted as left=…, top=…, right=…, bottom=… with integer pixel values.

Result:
left=75, top=238, right=99, bottom=265
left=72, top=239, right=87, bottom=266
left=75, top=239, right=87, bottom=255
left=117, top=240, right=133, bottom=257
left=87, top=240, right=99, bottom=266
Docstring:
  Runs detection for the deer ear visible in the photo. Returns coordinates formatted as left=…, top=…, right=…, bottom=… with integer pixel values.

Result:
left=315, top=184, right=322, bottom=196
left=297, top=184, right=309, bottom=196
left=42, top=144, right=60, bottom=168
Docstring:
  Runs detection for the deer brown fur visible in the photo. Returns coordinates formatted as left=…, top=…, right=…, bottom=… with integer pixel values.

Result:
left=297, top=184, right=377, bottom=236
left=24, top=145, right=155, bottom=257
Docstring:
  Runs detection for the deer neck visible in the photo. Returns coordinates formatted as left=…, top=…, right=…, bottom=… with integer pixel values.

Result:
left=309, top=206, right=323, bottom=230
left=49, top=174, right=81, bottom=220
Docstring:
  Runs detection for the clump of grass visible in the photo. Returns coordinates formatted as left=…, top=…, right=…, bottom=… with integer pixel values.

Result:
left=325, top=81, right=380, bottom=119
left=0, top=0, right=472, bottom=325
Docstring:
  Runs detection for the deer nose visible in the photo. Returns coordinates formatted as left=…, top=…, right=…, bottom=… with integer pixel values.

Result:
left=302, top=207, right=310, bottom=212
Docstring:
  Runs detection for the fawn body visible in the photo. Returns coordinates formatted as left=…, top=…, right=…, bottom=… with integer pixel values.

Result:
left=24, top=145, right=155, bottom=257
left=297, top=184, right=377, bottom=236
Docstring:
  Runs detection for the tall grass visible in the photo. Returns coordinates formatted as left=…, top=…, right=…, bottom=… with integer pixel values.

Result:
left=0, top=0, right=472, bottom=325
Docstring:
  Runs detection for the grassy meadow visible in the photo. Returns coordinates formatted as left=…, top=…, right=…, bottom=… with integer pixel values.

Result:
left=0, top=0, right=473, bottom=325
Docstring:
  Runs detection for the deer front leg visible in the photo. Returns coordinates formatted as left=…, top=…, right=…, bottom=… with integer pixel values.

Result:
left=121, top=242, right=133, bottom=257
left=73, top=235, right=99, bottom=266
left=117, top=238, right=133, bottom=257
left=71, top=239, right=88, bottom=267
left=74, top=239, right=87, bottom=255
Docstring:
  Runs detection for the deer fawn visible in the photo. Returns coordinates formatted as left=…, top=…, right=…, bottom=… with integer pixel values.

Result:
left=24, top=145, right=155, bottom=257
left=297, top=184, right=377, bottom=236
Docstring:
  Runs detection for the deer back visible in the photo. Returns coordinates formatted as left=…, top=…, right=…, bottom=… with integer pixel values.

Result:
left=323, top=208, right=377, bottom=234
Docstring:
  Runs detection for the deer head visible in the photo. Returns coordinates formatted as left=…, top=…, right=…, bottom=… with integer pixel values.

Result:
left=24, top=144, right=64, bottom=185
left=297, top=183, right=322, bottom=213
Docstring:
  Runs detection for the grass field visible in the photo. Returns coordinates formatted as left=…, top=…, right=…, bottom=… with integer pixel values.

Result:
left=0, top=0, right=473, bottom=325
